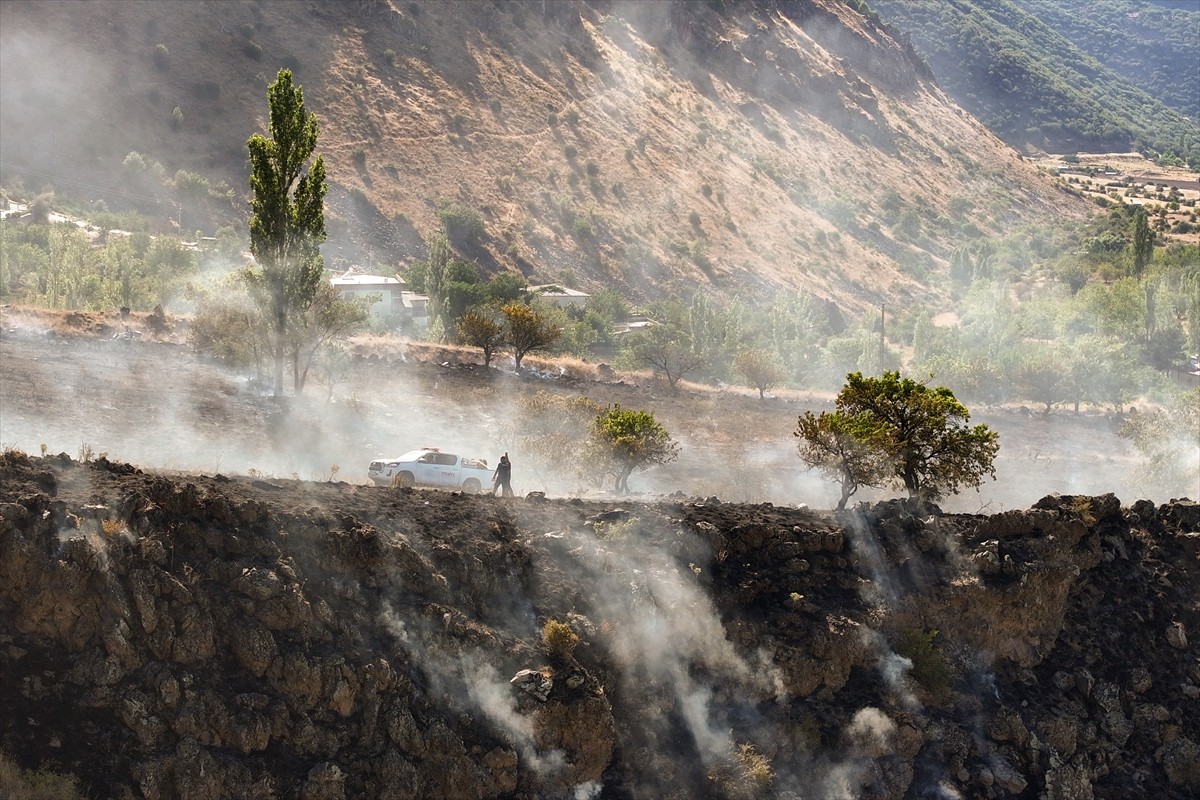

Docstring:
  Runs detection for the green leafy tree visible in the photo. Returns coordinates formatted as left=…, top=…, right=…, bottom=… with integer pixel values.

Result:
left=457, top=308, right=506, bottom=367
left=1132, top=206, right=1153, bottom=278
left=626, top=324, right=706, bottom=392
left=1119, top=389, right=1200, bottom=499
left=821, top=372, right=1000, bottom=503
left=423, top=232, right=451, bottom=340
left=485, top=271, right=526, bottom=304
left=587, top=404, right=680, bottom=494
left=734, top=348, right=785, bottom=398
left=794, top=410, right=885, bottom=509
left=1012, top=345, right=1071, bottom=414
left=246, top=68, right=328, bottom=396
left=501, top=301, right=562, bottom=369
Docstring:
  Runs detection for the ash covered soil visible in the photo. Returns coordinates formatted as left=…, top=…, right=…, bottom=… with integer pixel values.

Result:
left=1, top=446, right=1199, bottom=799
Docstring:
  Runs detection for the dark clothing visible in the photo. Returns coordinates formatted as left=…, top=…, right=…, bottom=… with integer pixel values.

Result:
left=493, top=456, right=513, bottom=497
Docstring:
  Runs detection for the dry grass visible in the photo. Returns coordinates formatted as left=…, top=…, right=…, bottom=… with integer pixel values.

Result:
left=0, top=751, right=83, bottom=800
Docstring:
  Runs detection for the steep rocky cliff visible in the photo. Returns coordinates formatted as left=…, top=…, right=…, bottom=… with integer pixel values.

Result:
left=1, top=451, right=1197, bottom=799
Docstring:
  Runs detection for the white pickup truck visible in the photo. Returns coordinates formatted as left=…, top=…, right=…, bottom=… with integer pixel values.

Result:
left=368, top=448, right=494, bottom=493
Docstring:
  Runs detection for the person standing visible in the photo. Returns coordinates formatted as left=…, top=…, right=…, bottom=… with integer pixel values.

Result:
left=493, top=453, right=513, bottom=497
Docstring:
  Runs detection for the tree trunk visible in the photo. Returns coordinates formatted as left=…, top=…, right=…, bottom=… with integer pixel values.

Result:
left=273, top=333, right=285, bottom=398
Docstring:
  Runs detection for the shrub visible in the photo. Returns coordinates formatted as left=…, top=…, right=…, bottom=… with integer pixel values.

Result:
left=351, top=148, right=367, bottom=168
left=242, top=40, right=263, bottom=60
left=895, top=629, right=956, bottom=695
left=572, top=217, right=594, bottom=241
left=564, top=109, right=580, bottom=126
left=542, top=619, right=579, bottom=659
left=438, top=201, right=485, bottom=249
left=383, top=48, right=397, bottom=66
left=0, top=749, right=84, bottom=800
left=688, top=210, right=702, bottom=228
left=585, top=160, right=600, bottom=177
left=547, top=110, right=559, bottom=127
left=563, top=143, right=578, bottom=161
left=152, top=43, right=169, bottom=70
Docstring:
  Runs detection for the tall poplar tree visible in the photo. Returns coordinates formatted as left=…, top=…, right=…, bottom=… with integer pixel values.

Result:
left=247, top=68, right=327, bottom=397
left=1132, top=207, right=1153, bottom=278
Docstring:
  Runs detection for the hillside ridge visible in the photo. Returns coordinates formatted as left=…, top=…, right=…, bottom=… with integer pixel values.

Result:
left=0, top=0, right=1087, bottom=315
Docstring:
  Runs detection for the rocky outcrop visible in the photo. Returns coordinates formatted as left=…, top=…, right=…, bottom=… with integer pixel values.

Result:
left=1, top=453, right=1197, bottom=799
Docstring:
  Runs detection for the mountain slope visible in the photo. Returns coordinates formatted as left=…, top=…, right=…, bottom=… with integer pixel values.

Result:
left=0, top=0, right=1086, bottom=316
left=871, top=0, right=1200, bottom=167
left=1009, top=0, right=1200, bottom=122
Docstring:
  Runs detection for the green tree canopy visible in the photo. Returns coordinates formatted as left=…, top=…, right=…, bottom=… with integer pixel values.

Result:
left=587, top=404, right=680, bottom=494
left=794, top=410, right=885, bottom=510
left=625, top=324, right=706, bottom=393
left=798, top=372, right=999, bottom=505
left=247, top=68, right=327, bottom=396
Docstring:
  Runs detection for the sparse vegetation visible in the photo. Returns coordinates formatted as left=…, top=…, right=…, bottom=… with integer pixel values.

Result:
left=437, top=201, right=485, bottom=250
left=542, top=619, right=580, bottom=659
left=0, top=751, right=84, bottom=800
left=895, top=628, right=956, bottom=696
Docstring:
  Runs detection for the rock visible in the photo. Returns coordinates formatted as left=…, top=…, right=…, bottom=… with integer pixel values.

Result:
left=990, top=756, right=1028, bottom=794
left=1044, top=762, right=1094, bottom=800
left=234, top=567, right=284, bottom=600
left=1158, top=736, right=1200, bottom=786
left=1167, top=622, right=1188, bottom=650
left=300, top=762, right=346, bottom=800
left=510, top=668, right=552, bottom=701
left=1128, top=667, right=1153, bottom=694
left=229, top=618, right=277, bottom=678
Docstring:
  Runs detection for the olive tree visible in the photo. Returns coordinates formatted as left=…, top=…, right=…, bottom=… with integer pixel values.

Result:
left=457, top=308, right=506, bottom=367
left=246, top=68, right=327, bottom=397
left=501, top=302, right=562, bottom=370
left=735, top=348, right=785, bottom=398
left=587, top=404, right=679, bottom=494
left=794, top=410, right=884, bottom=509
left=625, top=324, right=706, bottom=393
left=796, top=372, right=999, bottom=505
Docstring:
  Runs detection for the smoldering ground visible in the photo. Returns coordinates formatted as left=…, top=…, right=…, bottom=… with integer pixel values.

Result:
left=0, top=322, right=1170, bottom=512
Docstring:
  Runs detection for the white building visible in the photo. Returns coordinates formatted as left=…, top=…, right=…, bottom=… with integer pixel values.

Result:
left=330, top=273, right=408, bottom=320
left=526, top=284, right=591, bottom=309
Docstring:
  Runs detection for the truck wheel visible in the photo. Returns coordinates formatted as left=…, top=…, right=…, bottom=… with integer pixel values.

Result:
left=462, top=478, right=481, bottom=494
left=392, top=472, right=415, bottom=488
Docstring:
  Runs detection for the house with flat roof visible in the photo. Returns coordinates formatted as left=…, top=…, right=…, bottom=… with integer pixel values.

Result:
left=331, top=272, right=429, bottom=333
left=526, top=284, right=591, bottom=309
